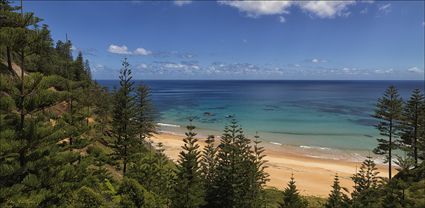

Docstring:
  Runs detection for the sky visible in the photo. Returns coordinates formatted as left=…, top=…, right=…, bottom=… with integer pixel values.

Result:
left=25, top=0, right=425, bottom=80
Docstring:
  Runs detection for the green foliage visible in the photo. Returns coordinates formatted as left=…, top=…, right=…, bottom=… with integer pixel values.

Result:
left=135, top=84, right=157, bottom=142
left=201, top=135, right=217, bottom=202
left=373, top=85, right=403, bottom=179
left=128, top=143, right=174, bottom=203
left=207, top=119, right=269, bottom=208
left=351, top=156, right=382, bottom=208
left=119, top=178, right=146, bottom=208
left=111, top=58, right=139, bottom=176
left=325, top=174, right=350, bottom=208
left=399, top=89, right=424, bottom=166
left=171, top=123, right=205, bottom=208
left=2, top=1, right=425, bottom=207
left=74, top=186, right=105, bottom=208
left=279, top=175, right=308, bottom=208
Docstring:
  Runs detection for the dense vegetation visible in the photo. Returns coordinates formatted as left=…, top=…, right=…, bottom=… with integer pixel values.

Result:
left=1, top=1, right=424, bottom=207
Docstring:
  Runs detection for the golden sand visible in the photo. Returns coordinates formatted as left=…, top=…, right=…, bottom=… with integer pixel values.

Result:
left=150, top=132, right=394, bottom=197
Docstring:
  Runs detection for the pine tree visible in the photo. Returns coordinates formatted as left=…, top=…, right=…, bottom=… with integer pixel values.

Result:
left=279, top=174, right=308, bottom=208
left=73, top=186, right=105, bottom=208
left=325, top=174, right=350, bottom=208
left=128, top=142, right=173, bottom=202
left=351, top=156, right=382, bottom=208
left=135, top=84, right=157, bottom=143
left=119, top=178, right=146, bottom=208
left=0, top=73, right=90, bottom=207
left=207, top=119, right=244, bottom=207
left=201, top=135, right=217, bottom=197
left=92, top=84, right=111, bottom=133
left=207, top=119, right=268, bottom=208
left=73, top=51, right=84, bottom=81
left=250, top=134, right=270, bottom=208
left=400, top=89, right=424, bottom=167
left=154, top=142, right=174, bottom=202
left=84, top=59, right=92, bottom=80
left=111, top=58, right=138, bottom=176
left=171, top=122, right=205, bottom=208
left=373, top=85, right=403, bottom=179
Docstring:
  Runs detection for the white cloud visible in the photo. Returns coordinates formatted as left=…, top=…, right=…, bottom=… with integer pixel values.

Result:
left=108, top=44, right=131, bottom=55
left=219, top=1, right=292, bottom=17
left=360, top=8, right=368, bottom=14
left=108, top=44, right=152, bottom=56
left=298, top=1, right=355, bottom=18
left=278, top=16, right=286, bottom=23
left=311, top=58, right=327, bottom=63
left=407, top=67, right=424, bottom=74
left=174, top=0, right=192, bottom=6
left=133, top=47, right=152, bottom=56
left=378, top=3, right=391, bottom=14
left=220, top=1, right=357, bottom=19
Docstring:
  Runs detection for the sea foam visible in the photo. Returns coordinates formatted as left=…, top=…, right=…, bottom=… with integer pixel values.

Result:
left=157, top=123, right=181, bottom=128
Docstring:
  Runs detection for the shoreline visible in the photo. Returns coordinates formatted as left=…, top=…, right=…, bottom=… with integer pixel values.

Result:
left=150, top=132, right=394, bottom=197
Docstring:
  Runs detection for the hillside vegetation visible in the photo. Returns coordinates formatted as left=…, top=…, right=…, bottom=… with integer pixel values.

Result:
left=1, top=1, right=424, bottom=207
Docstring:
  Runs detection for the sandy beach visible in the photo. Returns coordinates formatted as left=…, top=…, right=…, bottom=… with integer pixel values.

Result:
left=150, top=132, right=394, bottom=197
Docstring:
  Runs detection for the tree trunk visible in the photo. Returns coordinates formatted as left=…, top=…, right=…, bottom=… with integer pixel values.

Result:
left=6, top=47, right=13, bottom=75
left=389, top=120, right=392, bottom=179
left=414, top=106, right=418, bottom=166
left=19, top=50, right=25, bottom=132
left=123, top=144, right=127, bottom=176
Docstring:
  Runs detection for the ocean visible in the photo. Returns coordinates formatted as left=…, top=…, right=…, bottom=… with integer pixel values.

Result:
left=98, top=80, right=424, bottom=161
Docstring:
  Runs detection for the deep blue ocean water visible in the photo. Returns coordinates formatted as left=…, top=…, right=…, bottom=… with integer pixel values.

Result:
left=98, top=80, right=424, bottom=155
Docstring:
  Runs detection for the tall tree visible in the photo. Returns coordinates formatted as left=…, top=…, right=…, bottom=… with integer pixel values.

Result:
left=400, top=89, right=424, bottom=167
left=73, top=51, right=84, bottom=81
left=171, top=123, right=205, bottom=208
left=111, top=58, right=138, bottom=176
left=351, top=156, right=382, bottom=208
left=249, top=134, right=269, bottom=207
left=373, top=85, right=403, bottom=179
left=135, top=84, right=157, bottom=143
left=200, top=135, right=217, bottom=202
left=84, top=59, right=92, bottom=80
left=279, top=174, right=308, bottom=208
left=325, top=174, right=350, bottom=208
left=0, top=0, right=21, bottom=75
left=207, top=119, right=244, bottom=207
left=207, top=119, right=268, bottom=208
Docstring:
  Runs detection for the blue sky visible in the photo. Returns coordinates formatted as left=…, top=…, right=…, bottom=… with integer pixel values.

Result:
left=26, top=1, right=424, bottom=80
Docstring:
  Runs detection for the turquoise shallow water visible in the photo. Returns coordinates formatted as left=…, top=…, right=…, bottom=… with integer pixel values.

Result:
left=99, top=80, right=424, bottom=156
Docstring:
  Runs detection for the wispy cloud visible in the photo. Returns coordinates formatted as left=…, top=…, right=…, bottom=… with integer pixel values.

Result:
left=310, top=58, right=327, bottom=63
left=378, top=3, right=391, bottom=15
left=374, top=68, right=394, bottom=74
left=174, top=0, right=192, bottom=6
left=407, top=66, right=424, bottom=74
left=278, top=16, right=286, bottom=23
